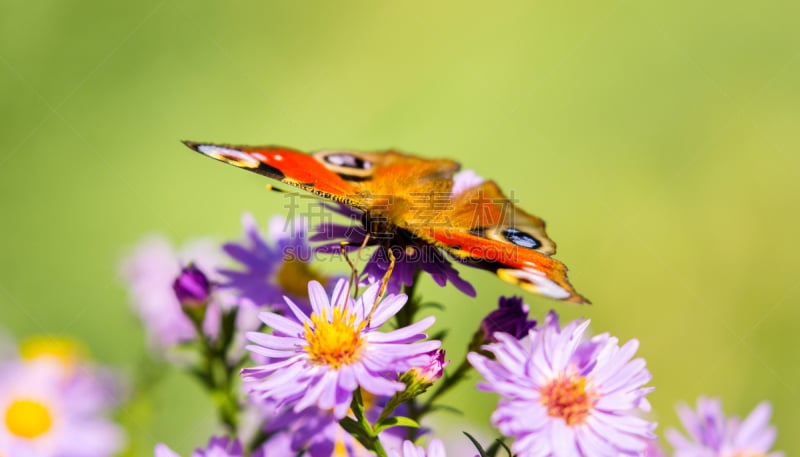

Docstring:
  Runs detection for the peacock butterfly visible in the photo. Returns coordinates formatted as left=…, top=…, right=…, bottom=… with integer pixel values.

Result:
left=182, top=141, right=588, bottom=304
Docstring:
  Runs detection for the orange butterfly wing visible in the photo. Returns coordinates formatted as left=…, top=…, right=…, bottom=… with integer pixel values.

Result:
left=182, top=141, right=363, bottom=206
left=183, top=141, right=459, bottom=206
left=419, top=181, right=588, bottom=303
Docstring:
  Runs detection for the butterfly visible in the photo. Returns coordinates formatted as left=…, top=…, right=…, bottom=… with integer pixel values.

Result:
left=182, top=141, right=588, bottom=304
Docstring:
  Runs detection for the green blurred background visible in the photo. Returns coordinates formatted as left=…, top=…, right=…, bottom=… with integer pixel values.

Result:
left=2, top=0, right=799, bottom=454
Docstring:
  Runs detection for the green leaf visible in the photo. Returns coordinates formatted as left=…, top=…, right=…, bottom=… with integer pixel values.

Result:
left=463, top=432, right=489, bottom=457
left=419, top=301, right=445, bottom=311
left=426, top=404, right=463, bottom=415
left=498, top=439, right=514, bottom=457
left=338, top=417, right=373, bottom=449
left=374, top=416, right=420, bottom=433
left=486, top=437, right=513, bottom=457
left=219, top=307, right=239, bottom=353
left=187, top=367, right=213, bottom=388
left=350, top=388, right=368, bottom=424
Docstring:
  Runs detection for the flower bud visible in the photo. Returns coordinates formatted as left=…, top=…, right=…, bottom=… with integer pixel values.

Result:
left=399, top=349, right=449, bottom=399
left=172, top=264, right=211, bottom=309
left=479, top=296, right=536, bottom=342
left=411, top=349, right=448, bottom=384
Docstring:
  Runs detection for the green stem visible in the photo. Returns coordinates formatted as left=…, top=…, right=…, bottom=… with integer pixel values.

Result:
left=396, top=270, right=422, bottom=328
left=188, top=308, right=240, bottom=435
left=376, top=390, right=407, bottom=425
left=395, top=276, right=421, bottom=436
left=339, top=389, right=389, bottom=457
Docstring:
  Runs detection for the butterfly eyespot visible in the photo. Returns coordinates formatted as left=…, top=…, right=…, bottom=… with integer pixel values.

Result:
left=502, top=228, right=541, bottom=249
left=314, top=151, right=374, bottom=181
left=322, top=153, right=373, bottom=170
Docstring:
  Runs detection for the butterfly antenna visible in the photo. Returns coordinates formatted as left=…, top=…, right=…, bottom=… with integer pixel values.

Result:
left=351, top=233, right=371, bottom=274
left=264, top=184, right=330, bottom=204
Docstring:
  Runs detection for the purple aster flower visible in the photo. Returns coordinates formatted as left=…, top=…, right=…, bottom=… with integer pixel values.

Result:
left=220, top=213, right=324, bottom=310
left=248, top=397, right=339, bottom=456
left=666, top=397, right=783, bottom=457
left=644, top=440, right=666, bottom=457
left=0, top=357, right=124, bottom=456
left=246, top=393, right=405, bottom=457
left=389, top=439, right=447, bottom=457
left=467, top=310, right=656, bottom=456
left=240, top=367, right=344, bottom=456
left=244, top=367, right=415, bottom=456
left=16, top=337, right=125, bottom=418
left=479, top=296, right=537, bottom=342
left=242, top=278, right=440, bottom=419
left=310, top=198, right=475, bottom=297
left=119, top=236, right=227, bottom=349
left=155, top=436, right=245, bottom=457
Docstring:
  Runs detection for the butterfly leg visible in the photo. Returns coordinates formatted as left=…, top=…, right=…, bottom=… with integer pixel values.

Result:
left=373, top=246, right=396, bottom=310
left=338, top=234, right=373, bottom=298
left=340, top=241, right=360, bottom=297
left=365, top=246, right=396, bottom=325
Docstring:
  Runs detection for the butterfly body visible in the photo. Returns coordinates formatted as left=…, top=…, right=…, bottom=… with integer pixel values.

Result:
left=183, top=141, right=588, bottom=304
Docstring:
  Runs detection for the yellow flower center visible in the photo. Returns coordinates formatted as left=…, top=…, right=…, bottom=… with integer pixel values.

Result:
left=333, top=438, right=349, bottom=456
left=304, top=307, right=366, bottom=368
left=5, top=399, right=53, bottom=439
left=539, top=373, right=596, bottom=426
left=20, top=337, right=83, bottom=369
left=276, top=256, right=326, bottom=298
left=733, top=453, right=766, bottom=457
left=360, top=391, right=377, bottom=411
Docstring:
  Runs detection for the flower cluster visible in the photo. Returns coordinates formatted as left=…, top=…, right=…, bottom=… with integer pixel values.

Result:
left=155, top=437, right=257, bottom=457
left=112, top=208, right=787, bottom=457
left=110, top=198, right=786, bottom=455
